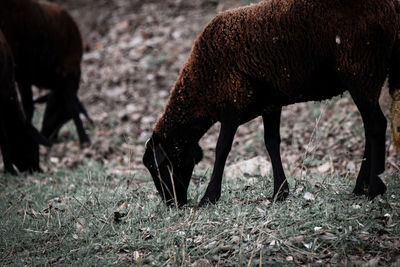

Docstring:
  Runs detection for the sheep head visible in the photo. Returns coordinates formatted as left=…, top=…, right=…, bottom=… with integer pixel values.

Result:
left=143, top=134, right=203, bottom=207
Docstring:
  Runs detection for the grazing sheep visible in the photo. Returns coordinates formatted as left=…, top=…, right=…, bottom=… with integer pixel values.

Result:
left=0, top=30, right=49, bottom=174
left=0, top=0, right=92, bottom=146
left=143, top=0, right=400, bottom=207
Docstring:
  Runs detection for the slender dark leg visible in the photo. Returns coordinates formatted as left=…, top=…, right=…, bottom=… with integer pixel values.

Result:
left=0, top=130, right=17, bottom=175
left=41, top=92, right=68, bottom=143
left=18, top=81, right=34, bottom=122
left=42, top=78, right=90, bottom=146
left=367, top=122, right=387, bottom=199
left=262, top=108, right=289, bottom=200
left=199, top=118, right=238, bottom=206
left=69, top=95, right=90, bottom=145
left=77, top=98, right=93, bottom=124
left=63, top=86, right=90, bottom=146
left=350, top=91, right=387, bottom=199
left=353, top=141, right=371, bottom=195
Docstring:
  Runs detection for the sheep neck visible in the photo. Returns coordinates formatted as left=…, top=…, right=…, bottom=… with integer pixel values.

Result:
left=154, top=81, right=214, bottom=144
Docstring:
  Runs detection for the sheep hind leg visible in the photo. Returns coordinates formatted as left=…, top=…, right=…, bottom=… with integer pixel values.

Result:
left=350, top=91, right=387, bottom=199
left=352, top=141, right=371, bottom=196
left=262, top=108, right=289, bottom=201
left=198, top=118, right=238, bottom=207
left=63, top=89, right=91, bottom=146
left=41, top=92, right=69, bottom=143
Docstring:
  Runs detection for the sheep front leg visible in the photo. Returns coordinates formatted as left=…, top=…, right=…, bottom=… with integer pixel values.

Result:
left=351, top=91, right=387, bottom=199
left=199, top=119, right=238, bottom=206
left=18, top=81, right=34, bottom=122
left=0, top=131, right=17, bottom=175
left=262, top=108, right=289, bottom=200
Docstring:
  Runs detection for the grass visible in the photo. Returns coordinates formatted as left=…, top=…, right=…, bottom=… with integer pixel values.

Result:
left=1, top=163, right=399, bottom=266
left=145, top=52, right=168, bottom=70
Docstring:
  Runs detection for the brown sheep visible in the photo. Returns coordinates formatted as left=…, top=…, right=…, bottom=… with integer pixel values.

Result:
left=0, top=0, right=91, bottom=146
left=0, top=30, right=49, bottom=174
left=143, top=0, right=400, bottom=207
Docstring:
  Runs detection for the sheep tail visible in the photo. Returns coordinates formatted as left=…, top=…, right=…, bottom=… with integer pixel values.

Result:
left=389, top=38, right=400, bottom=153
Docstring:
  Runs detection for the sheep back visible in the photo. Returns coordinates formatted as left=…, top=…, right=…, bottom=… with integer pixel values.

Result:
left=155, top=0, right=399, bottom=138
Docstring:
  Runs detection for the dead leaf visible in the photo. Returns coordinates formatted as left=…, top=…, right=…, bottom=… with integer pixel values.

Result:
left=317, top=162, right=330, bottom=173
left=116, top=201, right=127, bottom=212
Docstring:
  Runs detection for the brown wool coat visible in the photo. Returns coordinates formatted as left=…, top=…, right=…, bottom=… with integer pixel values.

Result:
left=0, top=0, right=83, bottom=87
left=0, top=0, right=91, bottom=146
left=155, top=0, right=400, bottom=147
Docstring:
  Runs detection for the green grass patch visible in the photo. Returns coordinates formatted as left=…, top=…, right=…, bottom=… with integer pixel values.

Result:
left=1, top=165, right=399, bottom=265
left=145, top=52, right=168, bottom=70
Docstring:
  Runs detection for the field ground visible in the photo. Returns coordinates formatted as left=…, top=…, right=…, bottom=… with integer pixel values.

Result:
left=1, top=0, right=400, bottom=265
left=1, top=166, right=400, bottom=265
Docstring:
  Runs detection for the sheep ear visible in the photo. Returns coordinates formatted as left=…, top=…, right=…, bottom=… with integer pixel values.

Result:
left=29, top=125, right=51, bottom=147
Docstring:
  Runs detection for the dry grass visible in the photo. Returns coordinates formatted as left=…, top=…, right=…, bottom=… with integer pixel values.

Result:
left=1, top=164, right=399, bottom=266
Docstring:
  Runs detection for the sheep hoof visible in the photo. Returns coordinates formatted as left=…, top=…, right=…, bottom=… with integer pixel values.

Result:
left=367, top=177, right=387, bottom=200
left=5, top=167, right=18, bottom=176
left=353, top=181, right=368, bottom=196
left=198, top=196, right=219, bottom=207
left=353, top=186, right=367, bottom=196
